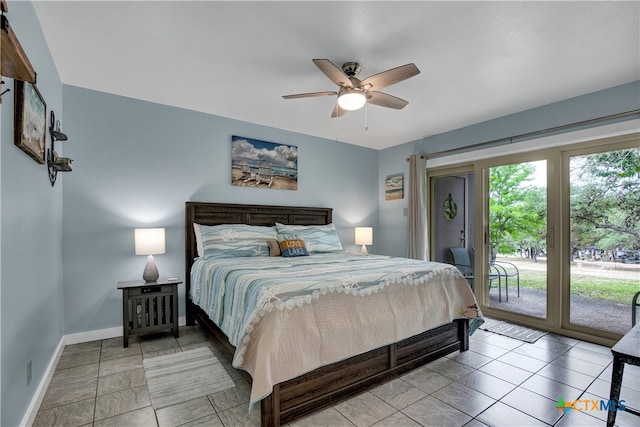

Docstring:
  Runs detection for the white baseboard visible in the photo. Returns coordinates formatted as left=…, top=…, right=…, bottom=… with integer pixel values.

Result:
left=20, top=336, right=65, bottom=427
left=21, top=316, right=187, bottom=426
left=64, top=326, right=122, bottom=345
left=65, top=316, right=187, bottom=345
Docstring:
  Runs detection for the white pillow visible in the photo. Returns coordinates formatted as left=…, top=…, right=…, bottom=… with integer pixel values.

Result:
left=193, top=223, right=204, bottom=257
left=275, top=223, right=343, bottom=253
left=197, top=224, right=277, bottom=259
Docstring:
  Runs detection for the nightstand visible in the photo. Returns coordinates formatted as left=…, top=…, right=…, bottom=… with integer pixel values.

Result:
left=117, top=277, right=182, bottom=347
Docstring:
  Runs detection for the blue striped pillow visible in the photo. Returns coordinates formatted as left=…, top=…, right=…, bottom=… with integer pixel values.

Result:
left=198, top=224, right=277, bottom=258
left=275, top=223, right=343, bottom=253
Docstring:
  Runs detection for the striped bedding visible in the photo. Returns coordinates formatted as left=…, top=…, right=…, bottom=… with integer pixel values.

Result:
left=190, top=252, right=483, bottom=408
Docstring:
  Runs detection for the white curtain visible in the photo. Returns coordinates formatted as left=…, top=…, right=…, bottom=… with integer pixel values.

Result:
left=407, top=154, right=429, bottom=260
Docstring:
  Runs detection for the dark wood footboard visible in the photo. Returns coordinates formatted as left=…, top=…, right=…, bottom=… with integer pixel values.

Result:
left=261, top=319, right=468, bottom=427
left=192, top=300, right=468, bottom=427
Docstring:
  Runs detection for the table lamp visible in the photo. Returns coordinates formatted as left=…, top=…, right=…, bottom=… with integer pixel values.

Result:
left=355, top=227, right=373, bottom=255
left=134, top=228, right=165, bottom=282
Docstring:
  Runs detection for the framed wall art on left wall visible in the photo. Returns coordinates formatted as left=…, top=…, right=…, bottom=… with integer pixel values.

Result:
left=14, top=80, right=46, bottom=164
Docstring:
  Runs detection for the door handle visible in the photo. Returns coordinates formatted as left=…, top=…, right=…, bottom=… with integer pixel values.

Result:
left=547, top=228, right=554, bottom=250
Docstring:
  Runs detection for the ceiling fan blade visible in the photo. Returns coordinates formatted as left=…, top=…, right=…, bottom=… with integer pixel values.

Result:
left=360, top=63, right=420, bottom=91
left=282, top=91, right=337, bottom=99
left=367, top=91, right=409, bottom=109
left=331, top=104, right=346, bottom=118
left=313, top=59, right=353, bottom=88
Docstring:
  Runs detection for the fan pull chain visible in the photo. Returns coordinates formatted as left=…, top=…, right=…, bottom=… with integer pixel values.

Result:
left=365, top=102, right=369, bottom=131
left=335, top=107, right=340, bottom=142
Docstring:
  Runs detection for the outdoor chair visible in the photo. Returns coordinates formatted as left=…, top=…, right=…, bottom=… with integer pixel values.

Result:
left=491, top=259, right=520, bottom=297
left=469, top=247, right=520, bottom=299
left=448, top=247, right=507, bottom=301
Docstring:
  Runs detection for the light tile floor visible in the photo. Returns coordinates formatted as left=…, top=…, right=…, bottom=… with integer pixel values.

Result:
left=33, top=324, right=640, bottom=426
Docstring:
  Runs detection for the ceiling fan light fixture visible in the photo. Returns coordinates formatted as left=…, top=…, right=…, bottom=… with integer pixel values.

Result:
left=283, top=59, right=420, bottom=117
left=337, top=89, right=366, bottom=111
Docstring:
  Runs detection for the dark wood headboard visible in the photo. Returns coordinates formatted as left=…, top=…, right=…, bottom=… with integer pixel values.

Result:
left=184, top=202, right=333, bottom=323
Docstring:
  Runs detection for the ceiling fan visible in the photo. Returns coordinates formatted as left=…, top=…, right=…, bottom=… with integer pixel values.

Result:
left=283, top=59, right=420, bottom=118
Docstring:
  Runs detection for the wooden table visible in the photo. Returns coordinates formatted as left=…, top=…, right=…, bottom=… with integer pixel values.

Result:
left=607, top=322, right=640, bottom=426
left=117, top=278, right=182, bottom=347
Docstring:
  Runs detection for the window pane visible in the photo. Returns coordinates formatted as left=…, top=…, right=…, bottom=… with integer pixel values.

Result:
left=487, top=160, right=547, bottom=319
left=569, top=148, right=640, bottom=334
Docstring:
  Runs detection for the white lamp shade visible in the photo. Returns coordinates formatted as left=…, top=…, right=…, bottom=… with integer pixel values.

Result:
left=355, top=227, right=373, bottom=245
left=134, top=228, right=166, bottom=255
left=338, top=90, right=366, bottom=111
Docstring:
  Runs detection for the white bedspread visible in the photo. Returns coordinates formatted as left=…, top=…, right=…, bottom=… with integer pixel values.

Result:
left=190, top=253, right=483, bottom=408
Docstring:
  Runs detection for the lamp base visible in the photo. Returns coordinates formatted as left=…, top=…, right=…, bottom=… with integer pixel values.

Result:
left=360, top=245, right=368, bottom=255
left=143, top=254, right=159, bottom=283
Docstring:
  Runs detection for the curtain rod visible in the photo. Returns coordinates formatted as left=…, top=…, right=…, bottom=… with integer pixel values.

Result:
left=406, top=109, right=640, bottom=161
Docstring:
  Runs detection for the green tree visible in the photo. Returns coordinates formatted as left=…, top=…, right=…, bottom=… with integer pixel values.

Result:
left=571, top=148, right=640, bottom=249
left=516, top=186, right=547, bottom=261
left=489, top=163, right=546, bottom=260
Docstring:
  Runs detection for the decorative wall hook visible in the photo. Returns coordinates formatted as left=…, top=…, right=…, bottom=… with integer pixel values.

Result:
left=47, top=111, right=73, bottom=187
left=0, top=81, right=9, bottom=103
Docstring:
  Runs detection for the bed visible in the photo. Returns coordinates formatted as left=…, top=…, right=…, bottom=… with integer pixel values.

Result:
left=185, top=202, right=483, bottom=427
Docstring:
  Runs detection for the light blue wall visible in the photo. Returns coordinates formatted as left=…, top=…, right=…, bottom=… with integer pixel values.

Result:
left=2, top=3, right=637, bottom=424
left=378, top=81, right=640, bottom=257
left=0, top=2, right=64, bottom=426
left=61, top=86, right=379, bottom=334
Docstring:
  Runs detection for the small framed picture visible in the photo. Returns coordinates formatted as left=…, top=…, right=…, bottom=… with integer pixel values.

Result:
left=385, top=174, right=404, bottom=200
left=14, top=81, right=47, bottom=164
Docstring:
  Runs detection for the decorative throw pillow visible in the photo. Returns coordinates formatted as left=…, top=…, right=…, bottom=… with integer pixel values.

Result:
left=275, top=223, right=343, bottom=253
left=267, top=239, right=281, bottom=256
left=278, top=238, right=309, bottom=257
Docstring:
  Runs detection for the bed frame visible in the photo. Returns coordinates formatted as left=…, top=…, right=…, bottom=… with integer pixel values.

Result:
left=185, top=202, right=469, bottom=427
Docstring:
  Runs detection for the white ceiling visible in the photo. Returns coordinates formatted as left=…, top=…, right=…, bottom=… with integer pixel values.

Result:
left=32, top=1, right=639, bottom=150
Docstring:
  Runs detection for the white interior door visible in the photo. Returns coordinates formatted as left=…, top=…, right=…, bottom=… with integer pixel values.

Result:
left=433, top=175, right=469, bottom=264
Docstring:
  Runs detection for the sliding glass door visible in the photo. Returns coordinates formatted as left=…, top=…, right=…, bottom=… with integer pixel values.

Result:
left=429, top=132, right=638, bottom=342
left=566, top=145, right=639, bottom=335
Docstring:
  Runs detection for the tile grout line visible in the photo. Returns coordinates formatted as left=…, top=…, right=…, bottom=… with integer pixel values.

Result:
left=34, top=326, right=639, bottom=427
left=91, top=340, right=103, bottom=425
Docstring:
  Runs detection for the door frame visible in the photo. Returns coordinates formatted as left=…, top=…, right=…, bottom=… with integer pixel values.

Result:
left=428, top=164, right=474, bottom=265
left=475, top=149, right=558, bottom=333
left=559, top=134, right=640, bottom=337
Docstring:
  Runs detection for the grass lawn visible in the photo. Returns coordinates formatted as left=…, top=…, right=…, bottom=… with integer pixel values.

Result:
left=517, top=269, right=638, bottom=304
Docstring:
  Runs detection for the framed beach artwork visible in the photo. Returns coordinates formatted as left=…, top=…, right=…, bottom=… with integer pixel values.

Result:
left=231, top=135, right=298, bottom=191
left=14, top=81, right=47, bottom=164
left=385, top=174, right=404, bottom=200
